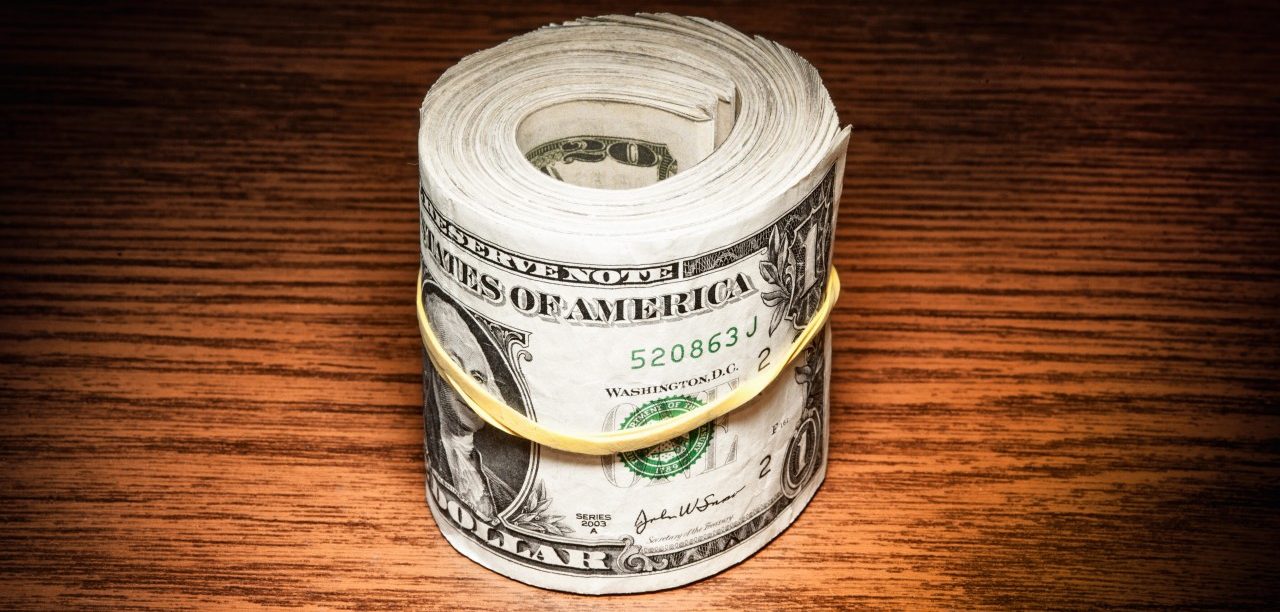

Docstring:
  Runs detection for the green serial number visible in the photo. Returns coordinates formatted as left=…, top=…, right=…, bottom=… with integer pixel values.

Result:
left=629, top=316, right=758, bottom=369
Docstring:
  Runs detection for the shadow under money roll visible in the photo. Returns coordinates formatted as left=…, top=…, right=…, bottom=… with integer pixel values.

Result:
left=416, top=13, right=849, bottom=594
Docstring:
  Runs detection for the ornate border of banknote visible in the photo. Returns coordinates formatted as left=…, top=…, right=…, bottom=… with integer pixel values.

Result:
left=419, top=165, right=837, bottom=591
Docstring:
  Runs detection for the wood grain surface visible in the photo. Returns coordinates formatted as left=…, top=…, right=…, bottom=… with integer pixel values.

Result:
left=2, top=1, right=1278, bottom=609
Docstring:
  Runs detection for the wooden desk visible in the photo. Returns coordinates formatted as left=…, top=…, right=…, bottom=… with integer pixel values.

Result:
left=2, top=1, right=1277, bottom=608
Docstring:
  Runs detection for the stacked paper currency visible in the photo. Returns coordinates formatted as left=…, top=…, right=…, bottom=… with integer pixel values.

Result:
left=418, top=14, right=849, bottom=594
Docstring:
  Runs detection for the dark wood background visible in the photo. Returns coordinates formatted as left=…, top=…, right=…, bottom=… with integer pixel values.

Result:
left=2, top=1, right=1278, bottom=609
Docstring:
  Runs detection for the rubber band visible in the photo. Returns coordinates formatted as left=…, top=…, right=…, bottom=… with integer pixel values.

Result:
left=416, top=267, right=840, bottom=455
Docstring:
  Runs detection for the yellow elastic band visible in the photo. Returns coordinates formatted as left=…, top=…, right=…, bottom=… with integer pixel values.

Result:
left=417, top=266, right=840, bottom=456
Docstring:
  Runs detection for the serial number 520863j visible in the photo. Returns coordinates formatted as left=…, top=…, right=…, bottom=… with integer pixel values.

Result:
left=629, top=316, right=760, bottom=370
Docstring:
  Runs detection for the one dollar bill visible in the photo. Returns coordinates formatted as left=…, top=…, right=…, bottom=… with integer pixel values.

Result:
left=418, top=13, right=849, bottom=594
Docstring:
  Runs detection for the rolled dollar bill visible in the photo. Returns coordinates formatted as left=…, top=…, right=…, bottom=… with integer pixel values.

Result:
left=418, top=14, right=849, bottom=594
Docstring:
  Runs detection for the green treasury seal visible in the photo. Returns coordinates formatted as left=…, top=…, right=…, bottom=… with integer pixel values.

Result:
left=618, top=395, right=714, bottom=479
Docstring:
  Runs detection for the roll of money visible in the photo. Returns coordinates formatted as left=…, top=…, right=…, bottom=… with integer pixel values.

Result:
left=417, top=14, right=849, bottom=594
